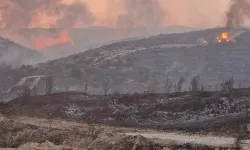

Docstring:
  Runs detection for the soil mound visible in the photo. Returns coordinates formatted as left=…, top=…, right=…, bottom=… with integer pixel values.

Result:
left=88, top=133, right=164, bottom=150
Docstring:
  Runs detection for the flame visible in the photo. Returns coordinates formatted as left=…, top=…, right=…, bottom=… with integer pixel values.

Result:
left=33, top=32, right=75, bottom=50
left=216, top=32, right=231, bottom=44
left=201, top=40, right=208, bottom=45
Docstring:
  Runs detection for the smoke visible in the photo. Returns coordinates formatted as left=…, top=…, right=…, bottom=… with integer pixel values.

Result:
left=0, top=0, right=164, bottom=29
left=116, top=0, right=164, bottom=28
left=0, top=0, right=233, bottom=51
left=227, top=0, right=250, bottom=28
left=0, top=0, right=94, bottom=29
left=0, top=0, right=231, bottom=29
left=56, top=1, right=94, bottom=29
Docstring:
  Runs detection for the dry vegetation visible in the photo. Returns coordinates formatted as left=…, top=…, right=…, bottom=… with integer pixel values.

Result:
left=1, top=77, right=250, bottom=149
left=0, top=116, right=165, bottom=150
left=1, top=115, right=246, bottom=150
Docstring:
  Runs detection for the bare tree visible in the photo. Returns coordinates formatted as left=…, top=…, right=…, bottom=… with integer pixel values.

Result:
left=46, top=112, right=53, bottom=128
left=46, top=76, right=53, bottom=95
left=17, top=86, right=31, bottom=114
left=102, top=79, right=110, bottom=97
left=190, top=76, right=200, bottom=92
left=87, top=111, right=99, bottom=139
left=164, top=76, right=172, bottom=94
left=177, top=77, right=185, bottom=92
left=174, top=82, right=177, bottom=93
left=84, top=80, right=88, bottom=98
left=221, top=77, right=234, bottom=92
left=32, top=86, right=37, bottom=96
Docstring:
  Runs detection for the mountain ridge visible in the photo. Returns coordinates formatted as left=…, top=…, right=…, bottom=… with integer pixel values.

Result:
left=1, top=27, right=250, bottom=95
left=0, top=36, right=44, bottom=67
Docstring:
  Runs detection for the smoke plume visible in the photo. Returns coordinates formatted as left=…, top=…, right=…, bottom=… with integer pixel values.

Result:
left=0, top=0, right=233, bottom=51
left=227, top=0, right=250, bottom=28
left=116, top=0, right=164, bottom=28
left=0, top=0, right=94, bottom=29
left=0, top=0, right=230, bottom=29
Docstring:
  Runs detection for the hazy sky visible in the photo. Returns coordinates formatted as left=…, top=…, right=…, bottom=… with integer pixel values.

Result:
left=0, top=0, right=231, bottom=28
left=85, top=0, right=230, bottom=28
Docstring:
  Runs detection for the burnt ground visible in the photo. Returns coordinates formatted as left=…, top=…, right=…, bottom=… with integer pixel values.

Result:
left=1, top=88, right=250, bottom=135
left=0, top=116, right=237, bottom=150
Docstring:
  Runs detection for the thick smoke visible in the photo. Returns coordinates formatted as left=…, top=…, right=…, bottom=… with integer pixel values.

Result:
left=227, top=0, right=250, bottom=28
left=56, top=1, right=94, bottom=29
left=0, top=0, right=94, bottom=29
left=116, top=0, right=164, bottom=28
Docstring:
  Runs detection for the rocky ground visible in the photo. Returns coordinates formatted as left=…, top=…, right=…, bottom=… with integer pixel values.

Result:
left=0, top=115, right=163, bottom=150
left=0, top=114, right=249, bottom=150
left=1, top=89, right=250, bottom=133
left=1, top=88, right=250, bottom=149
left=2, top=28, right=250, bottom=95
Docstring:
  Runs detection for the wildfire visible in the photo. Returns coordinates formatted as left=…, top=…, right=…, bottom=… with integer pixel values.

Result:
left=33, top=32, right=75, bottom=50
left=216, top=32, right=231, bottom=44
left=201, top=40, right=208, bottom=45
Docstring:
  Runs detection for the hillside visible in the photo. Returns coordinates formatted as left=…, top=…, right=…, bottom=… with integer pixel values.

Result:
left=0, top=36, right=44, bottom=67
left=1, top=88, right=250, bottom=133
left=27, top=28, right=250, bottom=94
left=1, top=28, right=250, bottom=95
left=1, top=27, right=250, bottom=149
left=2, top=26, right=198, bottom=60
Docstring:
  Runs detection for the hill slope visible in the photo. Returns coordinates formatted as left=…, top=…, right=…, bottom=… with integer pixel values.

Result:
left=6, top=26, right=198, bottom=60
left=2, top=28, right=250, bottom=94
left=30, top=28, right=250, bottom=93
left=0, top=37, right=44, bottom=67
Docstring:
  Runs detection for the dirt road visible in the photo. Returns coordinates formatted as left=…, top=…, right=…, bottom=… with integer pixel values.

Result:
left=126, top=132, right=250, bottom=148
left=2, top=115, right=250, bottom=149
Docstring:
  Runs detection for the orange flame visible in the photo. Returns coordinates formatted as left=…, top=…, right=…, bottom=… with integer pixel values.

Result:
left=216, top=32, right=231, bottom=44
left=33, top=32, right=75, bottom=50
left=201, top=40, right=208, bottom=45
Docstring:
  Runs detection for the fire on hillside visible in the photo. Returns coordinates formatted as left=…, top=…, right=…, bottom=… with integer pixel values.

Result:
left=216, top=32, right=232, bottom=44
left=198, top=31, right=234, bottom=45
left=33, top=32, right=75, bottom=50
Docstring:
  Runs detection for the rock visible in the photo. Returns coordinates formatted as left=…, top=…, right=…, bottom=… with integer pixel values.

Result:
left=88, top=133, right=164, bottom=150
left=18, top=140, right=83, bottom=150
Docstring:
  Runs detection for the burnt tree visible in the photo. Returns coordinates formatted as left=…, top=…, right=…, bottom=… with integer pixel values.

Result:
left=190, top=76, right=200, bottom=92
left=46, top=76, right=53, bottom=95
left=164, top=75, right=172, bottom=94
left=177, top=77, right=185, bottom=92
left=221, top=77, right=234, bottom=92
left=102, top=79, right=110, bottom=97
left=84, top=80, right=88, bottom=97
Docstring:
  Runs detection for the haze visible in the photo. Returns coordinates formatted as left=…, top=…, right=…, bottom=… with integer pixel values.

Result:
left=2, top=1, right=250, bottom=149
left=0, top=0, right=231, bottom=28
left=86, top=0, right=230, bottom=28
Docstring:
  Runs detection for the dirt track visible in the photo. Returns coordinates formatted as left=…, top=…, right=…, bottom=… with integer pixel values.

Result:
left=3, top=115, right=250, bottom=149
left=127, top=132, right=237, bottom=147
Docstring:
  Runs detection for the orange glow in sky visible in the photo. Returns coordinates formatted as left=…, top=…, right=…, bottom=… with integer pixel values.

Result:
left=33, top=32, right=75, bottom=50
left=0, top=0, right=231, bottom=28
left=83, top=0, right=230, bottom=28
